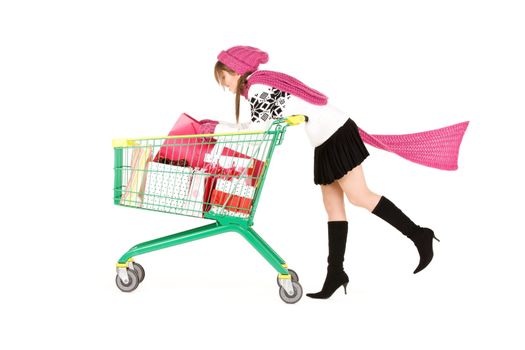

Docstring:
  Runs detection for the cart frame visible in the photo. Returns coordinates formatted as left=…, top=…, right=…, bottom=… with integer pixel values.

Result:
left=112, top=115, right=306, bottom=303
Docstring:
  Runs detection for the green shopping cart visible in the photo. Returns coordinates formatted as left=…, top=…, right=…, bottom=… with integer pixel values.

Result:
left=112, top=115, right=307, bottom=303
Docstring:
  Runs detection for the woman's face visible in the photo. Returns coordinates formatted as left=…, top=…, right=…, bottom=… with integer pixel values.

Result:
left=220, top=70, right=240, bottom=93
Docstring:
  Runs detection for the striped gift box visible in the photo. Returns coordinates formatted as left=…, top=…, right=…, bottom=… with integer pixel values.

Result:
left=209, top=178, right=255, bottom=218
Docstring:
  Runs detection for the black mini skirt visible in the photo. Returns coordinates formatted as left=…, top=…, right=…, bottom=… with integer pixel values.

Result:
left=314, top=118, right=370, bottom=185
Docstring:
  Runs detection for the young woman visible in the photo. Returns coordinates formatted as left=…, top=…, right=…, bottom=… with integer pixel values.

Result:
left=204, top=45, right=467, bottom=299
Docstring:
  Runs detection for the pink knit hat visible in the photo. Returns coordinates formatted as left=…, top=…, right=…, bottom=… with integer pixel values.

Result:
left=217, top=46, right=269, bottom=75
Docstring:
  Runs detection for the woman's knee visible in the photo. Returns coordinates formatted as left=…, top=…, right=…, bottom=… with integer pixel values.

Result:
left=346, top=191, right=363, bottom=207
left=346, top=189, right=377, bottom=209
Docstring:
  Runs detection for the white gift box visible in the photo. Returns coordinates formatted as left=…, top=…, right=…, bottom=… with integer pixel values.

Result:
left=214, top=178, right=255, bottom=198
left=142, top=163, right=193, bottom=214
left=204, top=153, right=252, bottom=171
left=210, top=206, right=250, bottom=219
left=212, top=134, right=267, bottom=162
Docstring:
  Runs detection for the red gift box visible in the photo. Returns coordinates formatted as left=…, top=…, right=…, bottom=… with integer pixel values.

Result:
left=209, top=190, right=253, bottom=215
left=201, top=163, right=244, bottom=212
left=219, top=147, right=264, bottom=187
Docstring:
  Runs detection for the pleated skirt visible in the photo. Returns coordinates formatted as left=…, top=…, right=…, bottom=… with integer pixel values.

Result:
left=314, top=118, right=370, bottom=185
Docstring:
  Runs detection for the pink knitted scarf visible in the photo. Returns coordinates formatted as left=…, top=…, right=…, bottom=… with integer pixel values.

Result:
left=244, top=70, right=328, bottom=105
left=245, top=70, right=469, bottom=170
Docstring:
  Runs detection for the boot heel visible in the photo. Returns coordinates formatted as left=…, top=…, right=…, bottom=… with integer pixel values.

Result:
left=343, top=282, right=348, bottom=295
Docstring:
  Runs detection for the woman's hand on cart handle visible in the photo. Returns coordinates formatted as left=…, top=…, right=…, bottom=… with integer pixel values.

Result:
left=275, top=115, right=309, bottom=126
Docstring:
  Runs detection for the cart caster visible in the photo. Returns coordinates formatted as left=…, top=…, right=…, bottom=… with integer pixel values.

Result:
left=116, top=268, right=140, bottom=293
left=130, top=262, right=145, bottom=283
left=278, top=281, right=303, bottom=304
left=276, top=269, right=299, bottom=286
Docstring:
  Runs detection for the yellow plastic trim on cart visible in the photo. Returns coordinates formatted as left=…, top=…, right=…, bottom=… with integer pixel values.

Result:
left=281, top=263, right=288, bottom=268
left=278, top=274, right=292, bottom=280
left=112, top=139, right=140, bottom=148
left=285, top=114, right=307, bottom=126
left=116, top=263, right=128, bottom=268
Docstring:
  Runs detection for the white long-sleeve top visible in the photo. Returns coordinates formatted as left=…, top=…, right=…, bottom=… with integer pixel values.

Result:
left=214, top=83, right=349, bottom=147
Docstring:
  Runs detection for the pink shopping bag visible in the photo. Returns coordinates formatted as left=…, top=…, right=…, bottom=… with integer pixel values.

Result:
left=153, top=113, right=216, bottom=168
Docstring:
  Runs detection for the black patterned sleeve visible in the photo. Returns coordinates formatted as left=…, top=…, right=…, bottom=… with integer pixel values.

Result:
left=249, top=87, right=291, bottom=123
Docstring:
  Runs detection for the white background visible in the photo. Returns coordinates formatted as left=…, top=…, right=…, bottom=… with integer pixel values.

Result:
left=1, top=0, right=524, bottom=349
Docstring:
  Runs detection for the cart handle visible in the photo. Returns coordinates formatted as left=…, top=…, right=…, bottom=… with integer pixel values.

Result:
left=273, top=114, right=309, bottom=127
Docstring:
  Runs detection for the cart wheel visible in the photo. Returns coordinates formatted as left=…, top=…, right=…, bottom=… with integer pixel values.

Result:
left=279, top=281, right=303, bottom=304
left=131, top=262, right=145, bottom=283
left=276, top=269, right=299, bottom=287
left=116, top=269, right=140, bottom=293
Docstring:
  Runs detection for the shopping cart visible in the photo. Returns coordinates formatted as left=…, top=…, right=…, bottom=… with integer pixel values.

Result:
left=112, top=115, right=307, bottom=303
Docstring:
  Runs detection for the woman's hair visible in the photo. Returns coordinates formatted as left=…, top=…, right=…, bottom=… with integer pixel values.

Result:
left=214, top=61, right=251, bottom=124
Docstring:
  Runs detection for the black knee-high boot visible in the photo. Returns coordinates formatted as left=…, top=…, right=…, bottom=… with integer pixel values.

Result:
left=306, top=221, right=350, bottom=299
left=372, top=196, right=440, bottom=274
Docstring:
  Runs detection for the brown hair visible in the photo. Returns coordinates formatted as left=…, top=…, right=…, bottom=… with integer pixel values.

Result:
left=214, top=61, right=251, bottom=124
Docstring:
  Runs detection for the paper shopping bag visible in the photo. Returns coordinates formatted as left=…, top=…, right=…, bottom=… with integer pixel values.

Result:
left=120, top=146, right=153, bottom=207
left=181, top=169, right=208, bottom=216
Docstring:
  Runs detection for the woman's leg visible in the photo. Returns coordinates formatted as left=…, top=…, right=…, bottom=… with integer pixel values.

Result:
left=307, top=182, right=350, bottom=299
left=336, top=165, right=381, bottom=211
left=320, top=182, right=346, bottom=221
left=337, top=164, right=439, bottom=274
